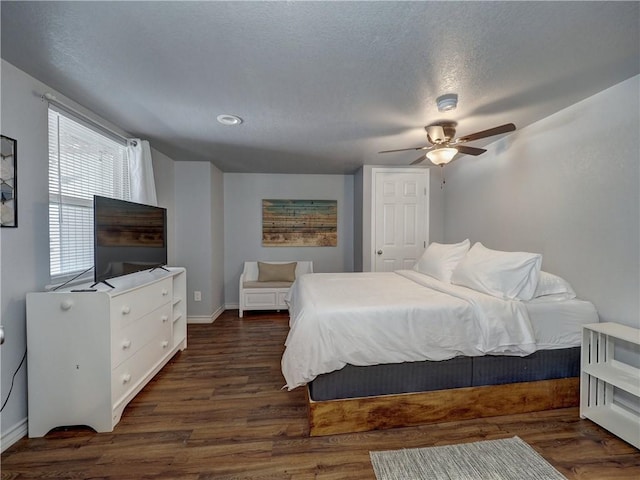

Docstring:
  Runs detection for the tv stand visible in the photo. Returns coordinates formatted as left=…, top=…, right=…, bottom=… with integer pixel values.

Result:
left=26, top=267, right=187, bottom=437
left=149, top=265, right=170, bottom=273
left=91, top=279, right=115, bottom=289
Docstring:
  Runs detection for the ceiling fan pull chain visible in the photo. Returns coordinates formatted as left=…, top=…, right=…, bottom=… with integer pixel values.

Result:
left=440, top=165, right=446, bottom=189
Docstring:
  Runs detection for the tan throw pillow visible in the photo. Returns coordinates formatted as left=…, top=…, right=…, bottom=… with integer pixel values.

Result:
left=257, top=262, right=297, bottom=282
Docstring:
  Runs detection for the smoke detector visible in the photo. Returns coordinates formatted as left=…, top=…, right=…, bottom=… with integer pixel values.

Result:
left=436, top=94, right=458, bottom=112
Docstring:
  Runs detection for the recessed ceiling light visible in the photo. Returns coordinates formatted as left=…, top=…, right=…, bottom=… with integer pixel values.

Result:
left=216, top=114, right=243, bottom=126
left=436, top=94, right=458, bottom=112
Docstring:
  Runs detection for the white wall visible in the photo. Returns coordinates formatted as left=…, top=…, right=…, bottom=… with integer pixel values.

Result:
left=223, top=173, right=354, bottom=307
left=444, top=75, right=640, bottom=328
left=173, top=161, right=225, bottom=321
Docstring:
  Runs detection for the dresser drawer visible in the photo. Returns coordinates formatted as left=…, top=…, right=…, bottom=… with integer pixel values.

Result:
left=111, top=278, right=172, bottom=327
left=112, top=304, right=171, bottom=368
left=111, top=328, right=173, bottom=406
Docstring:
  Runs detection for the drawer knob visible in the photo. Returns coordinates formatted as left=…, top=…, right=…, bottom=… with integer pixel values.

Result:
left=161, top=340, right=169, bottom=349
left=122, top=373, right=131, bottom=384
left=161, top=289, right=168, bottom=296
left=121, top=305, right=131, bottom=315
left=121, top=339, right=131, bottom=350
left=60, top=300, right=74, bottom=311
left=161, top=315, right=169, bottom=323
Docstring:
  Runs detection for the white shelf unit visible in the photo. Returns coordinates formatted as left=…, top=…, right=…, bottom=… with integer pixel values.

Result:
left=580, top=322, right=640, bottom=449
left=26, top=267, right=187, bottom=437
left=171, top=268, right=187, bottom=349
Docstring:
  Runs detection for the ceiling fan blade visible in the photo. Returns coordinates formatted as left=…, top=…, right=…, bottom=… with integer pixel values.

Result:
left=456, top=123, right=516, bottom=143
left=379, top=145, right=430, bottom=154
left=410, top=154, right=427, bottom=165
left=456, top=145, right=487, bottom=156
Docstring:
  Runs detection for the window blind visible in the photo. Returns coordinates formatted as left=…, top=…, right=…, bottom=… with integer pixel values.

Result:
left=48, top=107, right=131, bottom=281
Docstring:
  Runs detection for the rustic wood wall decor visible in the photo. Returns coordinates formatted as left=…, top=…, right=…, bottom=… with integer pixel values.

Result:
left=262, top=199, right=337, bottom=247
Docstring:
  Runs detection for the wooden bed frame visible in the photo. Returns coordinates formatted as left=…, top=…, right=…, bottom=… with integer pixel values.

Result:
left=306, top=377, right=579, bottom=436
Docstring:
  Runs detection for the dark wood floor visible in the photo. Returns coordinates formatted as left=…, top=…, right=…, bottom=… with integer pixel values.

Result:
left=2, top=310, right=639, bottom=479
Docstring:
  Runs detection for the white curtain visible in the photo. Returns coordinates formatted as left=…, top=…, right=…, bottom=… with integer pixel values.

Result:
left=127, top=139, right=158, bottom=206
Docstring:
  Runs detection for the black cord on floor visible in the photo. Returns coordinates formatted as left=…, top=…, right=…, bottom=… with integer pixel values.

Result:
left=1, top=349, right=27, bottom=412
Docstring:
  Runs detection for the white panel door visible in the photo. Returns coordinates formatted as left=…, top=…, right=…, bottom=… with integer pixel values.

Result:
left=373, top=171, right=428, bottom=272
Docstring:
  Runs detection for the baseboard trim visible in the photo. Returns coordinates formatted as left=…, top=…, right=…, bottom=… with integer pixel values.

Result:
left=225, top=302, right=240, bottom=310
left=187, top=305, right=224, bottom=324
left=1, top=417, right=27, bottom=453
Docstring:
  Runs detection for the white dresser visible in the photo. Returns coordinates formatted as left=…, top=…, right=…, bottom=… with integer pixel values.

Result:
left=26, top=267, right=187, bottom=437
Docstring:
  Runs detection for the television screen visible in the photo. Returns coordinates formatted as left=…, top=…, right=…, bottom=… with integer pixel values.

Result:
left=93, top=195, right=167, bottom=285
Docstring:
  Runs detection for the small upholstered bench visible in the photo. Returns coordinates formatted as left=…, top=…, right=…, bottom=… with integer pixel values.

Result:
left=239, top=261, right=314, bottom=318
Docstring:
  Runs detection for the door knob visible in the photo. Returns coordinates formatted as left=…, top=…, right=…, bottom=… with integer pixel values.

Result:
left=377, top=250, right=383, bottom=255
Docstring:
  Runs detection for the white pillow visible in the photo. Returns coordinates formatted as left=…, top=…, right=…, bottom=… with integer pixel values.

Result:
left=532, top=271, right=576, bottom=300
left=413, top=239, right=470, bottom=283
left=450, top=242, right=542, bottom=300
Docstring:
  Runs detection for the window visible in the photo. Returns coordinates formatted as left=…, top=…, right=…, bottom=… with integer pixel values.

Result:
left=48, top=107, right=131, bottom=282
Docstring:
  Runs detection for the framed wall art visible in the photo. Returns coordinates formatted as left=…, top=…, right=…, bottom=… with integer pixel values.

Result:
left=262, top=199, right=337, bottom=247
left=1, top=135, right=17, bottom=228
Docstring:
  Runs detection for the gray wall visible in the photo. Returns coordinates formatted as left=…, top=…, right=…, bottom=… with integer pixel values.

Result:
left=428, top=169, right=445, bottom=243
left=210, top=165, right=225, bottom=315
left=353, top=168, right=363, bottom=272
left=174, top=161, right=225, bottom=321
left=152, top=149, right=177, bottom=265
left=0, top=60, right=184, bottom=446
left=444, top=75, right=639, bottom=328
left=0, top=60, right=50, bottom=445
left=223, top=173, right=354, bottom=307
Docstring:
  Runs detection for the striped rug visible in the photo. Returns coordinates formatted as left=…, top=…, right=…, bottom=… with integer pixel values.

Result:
left=370, top=436, right=566, bottom=480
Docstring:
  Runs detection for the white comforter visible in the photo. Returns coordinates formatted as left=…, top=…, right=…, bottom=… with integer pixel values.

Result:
left=281, top=270, right=537, bottom=390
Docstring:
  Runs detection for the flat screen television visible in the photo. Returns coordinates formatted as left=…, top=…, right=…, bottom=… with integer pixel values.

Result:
left=93, top=195, right=167, bottom=286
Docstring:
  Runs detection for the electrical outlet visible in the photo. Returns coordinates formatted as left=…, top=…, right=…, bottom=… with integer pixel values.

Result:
left=194, top=291, right=202, bottom=302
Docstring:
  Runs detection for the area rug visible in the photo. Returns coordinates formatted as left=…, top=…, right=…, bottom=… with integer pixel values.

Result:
left=370, top=436, right=566, bottom=480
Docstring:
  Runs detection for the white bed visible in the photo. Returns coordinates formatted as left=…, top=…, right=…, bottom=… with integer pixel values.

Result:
left=282, top=269, right=598, bottom=390
left=282, top=241, right=600, bottom=435
left=527, top=299, right=599, bottom=349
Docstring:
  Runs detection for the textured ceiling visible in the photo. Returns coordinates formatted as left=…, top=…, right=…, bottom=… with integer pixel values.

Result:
left=2, top=1, right=639, bottom=174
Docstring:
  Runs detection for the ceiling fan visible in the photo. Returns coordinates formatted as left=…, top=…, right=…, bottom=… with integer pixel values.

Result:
left=379, top=121, right=516, bottom=166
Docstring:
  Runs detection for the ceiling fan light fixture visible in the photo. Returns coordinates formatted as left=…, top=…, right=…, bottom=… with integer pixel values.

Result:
left=436, top=93, right=458, bottom=112
left=426, top=147, right=458, bottom=165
